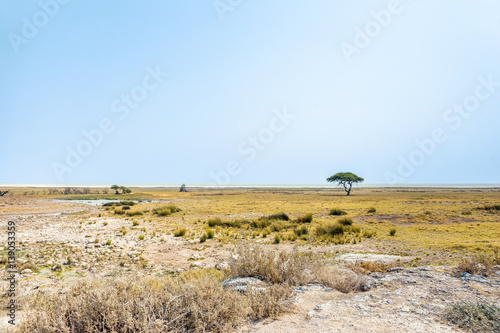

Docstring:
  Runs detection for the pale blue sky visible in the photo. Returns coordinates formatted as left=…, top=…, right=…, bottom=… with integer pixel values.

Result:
left=1, top=0, right=499, bottom=185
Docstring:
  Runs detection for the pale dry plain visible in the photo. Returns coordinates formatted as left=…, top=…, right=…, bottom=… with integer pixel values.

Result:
left=0, top=187, right=499, bottom=332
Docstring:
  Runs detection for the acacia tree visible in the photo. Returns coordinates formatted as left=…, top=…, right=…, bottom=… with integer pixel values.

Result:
left=327, top=172, right=364, bottom=196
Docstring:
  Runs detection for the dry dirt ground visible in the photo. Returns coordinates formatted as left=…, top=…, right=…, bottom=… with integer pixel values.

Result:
left=0, top=195, right=499, bottom=332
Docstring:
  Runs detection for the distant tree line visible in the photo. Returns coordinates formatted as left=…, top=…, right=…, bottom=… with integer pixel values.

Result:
left=48, top=188, right=109, bottom=195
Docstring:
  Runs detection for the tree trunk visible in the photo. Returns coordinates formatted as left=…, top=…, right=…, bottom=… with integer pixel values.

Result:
left=346, top=182, right=353, bottom=195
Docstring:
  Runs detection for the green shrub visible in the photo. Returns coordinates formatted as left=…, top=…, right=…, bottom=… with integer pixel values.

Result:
left=367, top=207, right=376, bottom=213
left=267, top=213, right=290, bottom=221
left=174, top=229, right=186, bottom=237
left=200, top=234, right=207, bottom=243
left=329, top=208, right=347, bottom=216
left=122, top=206, right=131, bottom=210
left=208, top=217, right=222, bottom=227
left=208, top=217, right=247, bottom=228
left=294, top=225, right=308, bottom=236
left=132, top=220, right=139, bottom=226
left=297, top=213, right=313, bottom=223
left=444, top=302, right=500, bottom=333
left=127, top=211, right=143, bottom=217
left=316, top=223, right=344, bottom=237
left=363, top=230, right=376, bottom=238
left=273, top=234, right=280, bottom=244
left=153, top=204, right=182, bottom=217
left=483, top=204, right=500, bottom=211
left=270, top=221, right=287, bottom=232
left=138, top=235, right=145, bottom=240
left=389, top=228, right=397, bottom=236
left=206, top=230, right=214, bottom=239
left=250, top=218, right=271, bottom=229
left=338, top=217, right=353, bottom=226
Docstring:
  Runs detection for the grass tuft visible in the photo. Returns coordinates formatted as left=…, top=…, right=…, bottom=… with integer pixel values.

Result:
left=329, top=208, right=347, bottom=216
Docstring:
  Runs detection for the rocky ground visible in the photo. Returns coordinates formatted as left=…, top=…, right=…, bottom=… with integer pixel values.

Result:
left=1, top=197, right=499, bottom=332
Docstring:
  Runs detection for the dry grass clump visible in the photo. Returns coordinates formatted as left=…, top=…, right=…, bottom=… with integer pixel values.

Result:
left=228, top=245, right=312, bottom=286
left=247, top=284, right=296, bottom=320
left=457, top=250, right=500, bottom=275
left=314, top=266, right=366, bottom=293
left=15, top=274, right=244, bottom=333
left=228, top=244, right=365, bottom=293
left=347, top=261, right=395, bottom=275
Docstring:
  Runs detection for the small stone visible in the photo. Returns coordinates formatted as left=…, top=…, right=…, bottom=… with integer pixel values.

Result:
left=21, top=269, right=33, bottom=274
left=215, top=262, right=230, bottom=271
left=386, top=267, right=405, bottom=273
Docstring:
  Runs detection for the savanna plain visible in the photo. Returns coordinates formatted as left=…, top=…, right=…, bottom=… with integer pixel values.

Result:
left=0, top=187, right=499, bottom=332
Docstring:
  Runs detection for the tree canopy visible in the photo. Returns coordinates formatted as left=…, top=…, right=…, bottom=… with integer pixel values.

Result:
left=326, top=172, right=364, bottom=196
left=111, top=185, right=131, bottom=194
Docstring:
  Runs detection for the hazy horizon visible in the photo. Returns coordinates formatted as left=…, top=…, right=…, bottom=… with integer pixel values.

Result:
left=2, top=1, right=499, bottom=185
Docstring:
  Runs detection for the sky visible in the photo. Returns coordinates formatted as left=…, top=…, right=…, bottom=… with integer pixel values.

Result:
left=1, top=0, right=499, bottom=186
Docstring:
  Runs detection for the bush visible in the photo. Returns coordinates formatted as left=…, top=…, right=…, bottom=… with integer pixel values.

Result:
left=270, top=221, right=287, bottom=232
left=480, top=204, right=500, bottom=211
left=457, top=255, right=489, bottom=275
left=200, top=234, right=207, bottom=243
left=16, top=275, right=244, bottom=333
left=138, top=235, right=145, bottom=240
left=206, top=230, right=214, bottom=239
left=228, top=244, right=365, bottom=293
left=127, top=210, right=144, bottom=217
left=367, top=207, right=376, bottom=213
left=208, top=217, right=222, bottom=227
left=337, top=217, right=353, bottom=226
left=444, top=302, right=500, bottom=333
left=294, top=225, right=308, bottom=237
left=329, top=208, right=347, bottom=216
left=389, top=228, right=397, bottom=236
left=250, top=218, right=271, bottom=229
left=208, top=217, right=247, bottom=228
left=297, top=213, right=313, bottom=223
left=267, top=212, right=290, bottom=221
left=132, top=221, right=139, bottom=226
left=103, top=201, right=136, bottom=207
left=153, top=204, right=181, bottom=217
left=316, top=223, right=344, bottom=237
left=173, top=228, right=186, bottom=237
left=362, top=230, right=376, bottom=238
left=273, top=234, right=280, bottom=244
left=247, top=284, right=295, bottom=320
